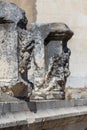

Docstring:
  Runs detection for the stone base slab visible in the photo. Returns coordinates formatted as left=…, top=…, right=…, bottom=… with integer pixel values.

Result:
left=0, top=94, right=87, bottom=129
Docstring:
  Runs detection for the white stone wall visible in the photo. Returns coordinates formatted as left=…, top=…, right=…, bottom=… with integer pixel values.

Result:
left=36, top=0, right=87, bottom=88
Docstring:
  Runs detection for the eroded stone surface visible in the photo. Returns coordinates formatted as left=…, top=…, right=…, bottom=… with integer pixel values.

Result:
left=29, top=23, right=73, bottom=100
left=0, top=2, right=73, bottom=100
left=0, top=1, right=33, bottom=98
left=0, top=26, right=18, bottom=86
left=0, top=1, right=27, bottom=25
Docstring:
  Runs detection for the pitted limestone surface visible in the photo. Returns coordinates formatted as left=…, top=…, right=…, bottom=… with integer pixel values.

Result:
left=0, top=1, right=73, bottom=100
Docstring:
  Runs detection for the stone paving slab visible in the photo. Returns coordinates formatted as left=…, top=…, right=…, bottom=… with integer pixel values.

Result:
left=0, top=106, right=87, bottom=129
left=0, top=94, right=87, bottom=129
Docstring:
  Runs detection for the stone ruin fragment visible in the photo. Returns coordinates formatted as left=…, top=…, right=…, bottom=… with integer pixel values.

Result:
left=29, top=23, right=73, bottom=100
left=0, top=1, right=34, bottom=98
left=0, top=1, right=73, bottom=100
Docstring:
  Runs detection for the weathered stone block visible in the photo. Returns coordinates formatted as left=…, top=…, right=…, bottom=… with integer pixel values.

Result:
left=0, top=1, right=73, bottom=100
left=0, top=25, right=18, bottom=86
left=29, top=23, right=73, bottom=100
left=0, top=1, right=33, bottom=98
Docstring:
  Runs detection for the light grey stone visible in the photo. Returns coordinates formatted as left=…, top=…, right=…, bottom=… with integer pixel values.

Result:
left=0, top=25, right=18, bottom=87
left=0, top=99, right=87, bottom=129
left=0, top=103, right=3, bottom=114
left=0, top=1, right=33, bottom=98
left=0, top=1, right=74, bottom=100
left=29, top=23, right=73, bottom=100
left=0, top=1, right=27, bottom=26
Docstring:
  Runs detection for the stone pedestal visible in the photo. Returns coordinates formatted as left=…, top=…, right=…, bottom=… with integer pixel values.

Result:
left=29, top=23, right=73, bottom=100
